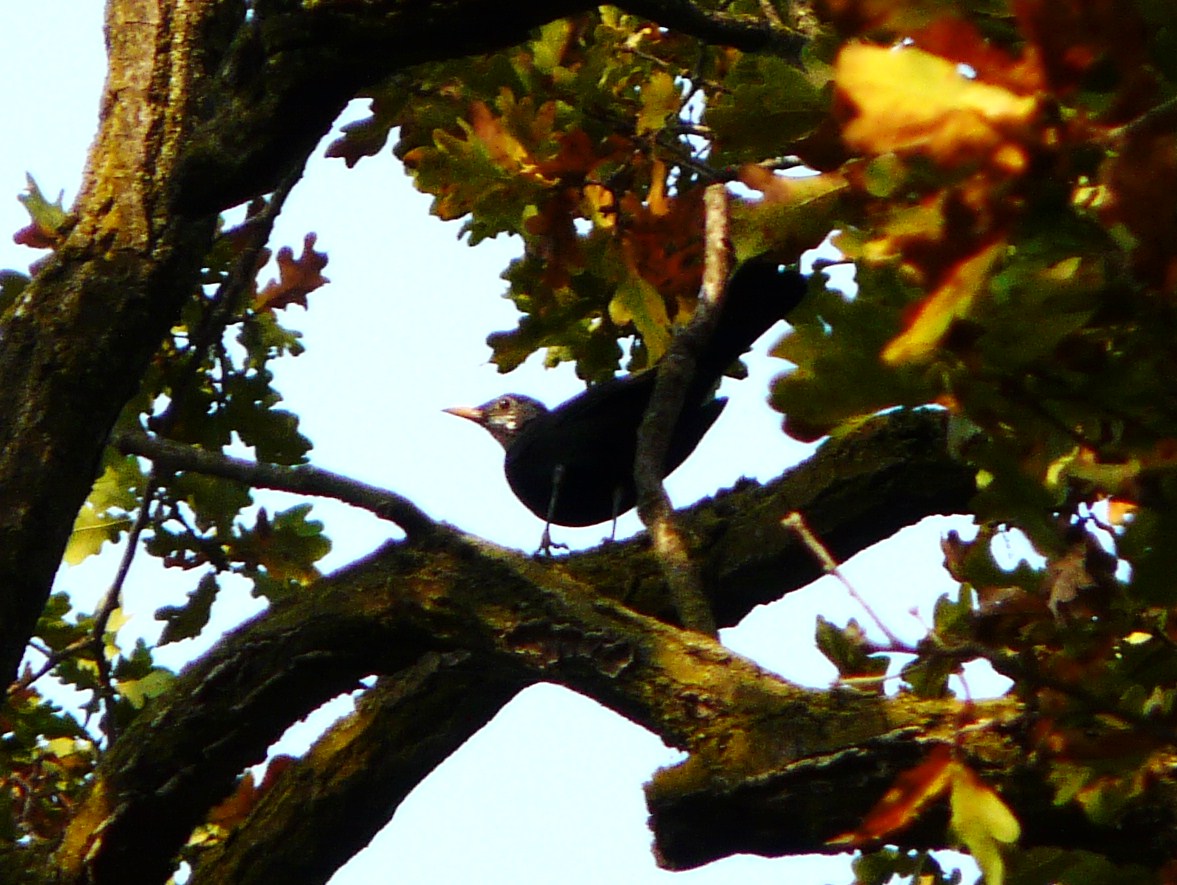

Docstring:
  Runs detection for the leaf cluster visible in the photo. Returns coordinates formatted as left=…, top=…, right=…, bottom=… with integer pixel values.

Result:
left=331, top=9, right=837, bottom=380
left=4, top=196, right=332, bottom=852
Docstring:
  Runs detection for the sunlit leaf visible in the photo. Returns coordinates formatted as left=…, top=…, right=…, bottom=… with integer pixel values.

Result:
left=836, top=44, right=1038, bottom=170
left=636, top=71, right=680, bottom=135
left=608, top=271, right=671, bottom=363
left=950, top=762, right=1020, bottom=885
left=830, top=745, right=954, bottom=845
left=882, top=240, right=1004, bottom=365
left=14, top=174, right=69, bottom=249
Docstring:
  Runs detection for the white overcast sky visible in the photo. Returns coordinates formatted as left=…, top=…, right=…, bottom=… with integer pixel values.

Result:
left=1, top=6, right=990, bottom=883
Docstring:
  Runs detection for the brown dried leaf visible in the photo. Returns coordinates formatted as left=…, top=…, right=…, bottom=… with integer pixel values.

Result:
left=255, top=233, right=329, bottom=313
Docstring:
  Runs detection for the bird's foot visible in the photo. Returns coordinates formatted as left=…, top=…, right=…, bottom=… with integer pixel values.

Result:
left=534, top=526, right=569, bottom=558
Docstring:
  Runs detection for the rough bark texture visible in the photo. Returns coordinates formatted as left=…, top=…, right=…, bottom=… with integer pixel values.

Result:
left=0, top=0, right=225, bottom=685
left=189, top=655, right=527, bottom=885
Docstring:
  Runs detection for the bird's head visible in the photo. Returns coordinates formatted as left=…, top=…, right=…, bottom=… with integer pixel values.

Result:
left=443, top=394, right=549, bottom=449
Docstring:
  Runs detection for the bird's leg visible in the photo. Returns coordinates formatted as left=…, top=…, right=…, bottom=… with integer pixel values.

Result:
left=606, top=485, right=623, bottom=543
left=536, top=463, right=569, bottom=556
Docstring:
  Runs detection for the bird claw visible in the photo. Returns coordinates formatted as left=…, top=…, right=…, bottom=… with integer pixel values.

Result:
left=534, top=526, right=569, bottom=557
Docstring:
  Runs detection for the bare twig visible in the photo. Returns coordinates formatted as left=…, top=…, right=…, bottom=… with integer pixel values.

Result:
left=112, top=431, right=438, bottom=538
left=634, top=184, right=733, bottom=635
left=757, top=0, right=787, bottom=33
left=90, top=472, right=165, bottom=743
left=8, top=637, right=91, bottom=696
left=1107, top=93, right=1177, bottom=142
left=151, top=167, right=303, bottom=434
left=782, top=511, right=903, bottom=647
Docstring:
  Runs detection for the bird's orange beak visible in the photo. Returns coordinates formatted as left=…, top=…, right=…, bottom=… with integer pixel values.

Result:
left=443, top=405, right=484, bottom=423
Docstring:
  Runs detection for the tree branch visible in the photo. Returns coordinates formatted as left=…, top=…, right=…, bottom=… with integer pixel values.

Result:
left=583, top=408, right=975, bottom=628
left=634, top=185, right=732, bottom=635
left=189, top=653, right=527, bottom=885
left=48, top=525, right=888, bottom=884
left=53, top=409, right=973, bottom=883
left=49, top=448, right=1176, bottom=881
left=111, top=430, right=438, bottom=538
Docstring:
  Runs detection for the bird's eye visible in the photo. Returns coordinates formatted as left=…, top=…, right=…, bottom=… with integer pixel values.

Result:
left=497, top=397, right=512, bottom=410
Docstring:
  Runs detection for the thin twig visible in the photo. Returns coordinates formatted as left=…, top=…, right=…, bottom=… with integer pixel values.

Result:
left=8, top=637, right=92, bottom=695
left=782, top=511, right=903, bottom=647
left=89, top=471, right=162, bottom=744
left=73, top=175, right=308, bottom=729
left=757, top=0, right=787, bottom=33
left=152, top=168, right=302, bottom=434
left=633, top=184, right=732, bottom=635
left=113, top=431, right=438, bottom=538
left=1106, top=93, right=1177, bottom=142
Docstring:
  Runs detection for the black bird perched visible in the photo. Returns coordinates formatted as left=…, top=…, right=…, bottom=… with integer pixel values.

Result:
left=445, top=260, right=807, bottom=543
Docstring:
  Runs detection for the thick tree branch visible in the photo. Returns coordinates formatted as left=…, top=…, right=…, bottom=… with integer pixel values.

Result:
left=50, top=523, right=897, bottom=884
left=54, top=407, right=965, bottom=883
left=575, top=408, right=975, bottom=627
left=50, top=461, right=1177, bottom=882
left=645, top=718, right=1177, bottom=871
left=0, top=0, right=229, bottom=684
left=176, top=0, right=804, bottom=212
left=116, top=409, right=974, bottom=627
left=190, top=654, right=527, bottom=885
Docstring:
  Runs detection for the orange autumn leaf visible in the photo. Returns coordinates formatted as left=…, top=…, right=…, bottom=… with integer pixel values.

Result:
left=836, top=44, right=1038, bottom=171
left=912, top=17, right=1044, bottom=95
left=1107, top=499, right=1137, bottom=524
left=648, top=158, right=670, bottom=217
left=882, top=240, right=1004, bottom=365
left=581, top=182, right=616, bottom=229
left=469, top=100, right=534, bottom=173
left=738, top=165, right=848, bottom=207
left=207, top=772, right=260, bottom=829
left=829, top=744, right=954, bottom=845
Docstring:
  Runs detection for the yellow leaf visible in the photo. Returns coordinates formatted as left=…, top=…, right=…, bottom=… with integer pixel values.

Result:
left=609, top=273, right=671, bottom=363
left=469, top=101, right=533, bottom=172
left=732, top=168, right=849, bottom=260
left=648, top=158, right=670, bottom=217
left=582, top=183, right=616, bottom=228
left=836, top=45, right=1037, bottom=168
left=637, top=71, right=680, bottom=136
left=64, top=507, right=131, bottom=566
left=882, top=241, right=1004, bottom=365
left=532, top=19, right=573, bottom=73
left=119, top=669, right=175, bottom=709
left=45, top=737, right=81, bottom=758
left=950, top=762, right=1020, bottom=885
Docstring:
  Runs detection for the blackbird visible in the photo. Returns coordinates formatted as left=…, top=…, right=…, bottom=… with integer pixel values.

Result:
left=445, top=261, right=807, bottom=542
